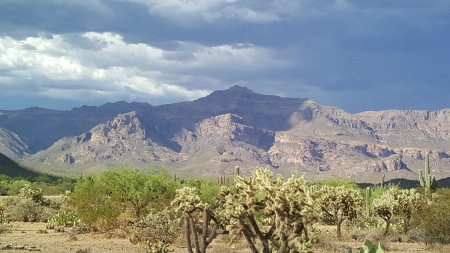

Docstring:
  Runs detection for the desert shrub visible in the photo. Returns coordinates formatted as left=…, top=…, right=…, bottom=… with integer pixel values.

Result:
left=18, top=184, right=45, bottom=204
left=101, top=166, right=178, bottom=218
left=145, top=241, right=174, bottom=253
left=129, top=209, right=181, bottom=244
left=5, top=198, right=50, bottom=222
left=348, top=240, right=385, bottom=253
left=56, top=177, right=76, bottom=192
left=3, top=184, right=57, bottom=222
left=0, top=224, right=8, bottom=234
left=198, top=181, right=222, bottom=205
left=411, top=188, right=450, bottom=244
left=0, top=201, right=5, bottom=223
left=6, top=179, right=31, bottom=195
left=0, top=181, right=9, bottom=196
left=70, top=175, right=122, bottom=229
left=48, top=211, right=81, bottom=228
left=70, top=166, right=178, bottom=230
left=319, top=177, right=359, bottom=189
left=349, top=210, right=383, bottom=230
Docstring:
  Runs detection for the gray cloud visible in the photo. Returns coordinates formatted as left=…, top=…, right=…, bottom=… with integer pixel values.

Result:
left=0, top=0, right=449, bottom=113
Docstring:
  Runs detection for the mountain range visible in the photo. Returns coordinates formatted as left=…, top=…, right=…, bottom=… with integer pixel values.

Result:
left=1, top=86, right=449, bottom=182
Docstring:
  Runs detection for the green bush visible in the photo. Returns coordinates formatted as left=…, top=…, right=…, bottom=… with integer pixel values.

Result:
left=48, top=211, right=81, bottom=228
left=411, top=188, right=450, bottom=244
left=184, top=179, right=223, bottom=205
left=70, top=175, right=123, bottom=229
left=7, top=180, right=31, bottom=195
left=348, top=240, right=385, bottom=253
left=319, top=177, right=359, bottom=189
left=101, top=166, right=178, bottom=218
left=70, top=166, right=178, bottom=229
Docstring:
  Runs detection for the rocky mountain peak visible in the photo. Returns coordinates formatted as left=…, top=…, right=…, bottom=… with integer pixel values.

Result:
left=205, top=85, right=256, bottom=99
left=90, top=111, right=146, bottom=143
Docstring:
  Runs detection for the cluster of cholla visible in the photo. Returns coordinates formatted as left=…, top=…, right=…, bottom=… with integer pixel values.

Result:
left=171, top=167, right=324, bottom=253
left=158, top=164, right=433, bottom=253
left=171, top=187, right=225, bottom=253
left=218, top=168, right=320, bottom=253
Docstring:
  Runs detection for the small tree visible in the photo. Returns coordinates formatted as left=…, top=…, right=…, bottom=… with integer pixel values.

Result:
left=70, top=175, right=123, bottom=229
left=71, top=166, right=178, bottom=229
left=103, top=166, right=177, bottom=218
left=317, top=185, right=362, bottom=238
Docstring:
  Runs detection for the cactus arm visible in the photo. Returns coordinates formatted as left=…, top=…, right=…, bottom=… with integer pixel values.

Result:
left=418, top=169, right=425, bottom=187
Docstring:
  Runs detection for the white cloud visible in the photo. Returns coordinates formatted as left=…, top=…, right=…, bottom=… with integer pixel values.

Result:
left=0, top=32, right=283, bottom=103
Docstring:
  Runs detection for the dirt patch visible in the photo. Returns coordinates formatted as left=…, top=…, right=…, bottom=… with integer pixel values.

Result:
left=1, top=222, right=449, bottom=253
left=0, top=222, right=143, bottom=253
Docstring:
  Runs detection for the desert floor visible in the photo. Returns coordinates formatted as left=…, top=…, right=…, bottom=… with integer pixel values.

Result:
left=1, top=222, right=449, bottom=253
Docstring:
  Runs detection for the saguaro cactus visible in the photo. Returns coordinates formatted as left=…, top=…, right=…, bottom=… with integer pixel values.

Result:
left=234, top=166, right=240, bottom=178
left=419, top=153, right=437, bottom=198
left=365, top=187, right=371, bottom=214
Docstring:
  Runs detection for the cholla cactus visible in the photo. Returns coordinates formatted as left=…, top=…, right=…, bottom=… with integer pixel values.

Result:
left=373, top=188, right=423, bottom=235
left=171, top=187, right=225, bottom=253
left=18, top=184, right=44, bottom=204
left=146, top=241, right=174, bottom=253
left=317, top=185, right=362, bottom=238
left=172, top=187, right=207, bottom=215
left=217, top=167, right=318, bottom=253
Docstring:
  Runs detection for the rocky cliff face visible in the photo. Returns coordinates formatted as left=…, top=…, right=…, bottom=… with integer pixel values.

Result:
left=1, top=86, right=450, bottom=181
left=0, top=128, right=29, bottom=159
left=42, top=112, right=185, bottom=167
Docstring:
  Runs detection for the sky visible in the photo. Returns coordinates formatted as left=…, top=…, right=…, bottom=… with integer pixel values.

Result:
left=0, top=0, right=449, bottom=113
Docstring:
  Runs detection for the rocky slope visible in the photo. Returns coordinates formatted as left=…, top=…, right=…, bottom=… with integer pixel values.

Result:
left=1, top=86, right=449, bottom=181
left=0, top=128, right=29, bottom=159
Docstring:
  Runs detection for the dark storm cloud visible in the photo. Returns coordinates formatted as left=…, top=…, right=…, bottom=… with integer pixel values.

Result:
left=0, top=0, right=449, bottom=112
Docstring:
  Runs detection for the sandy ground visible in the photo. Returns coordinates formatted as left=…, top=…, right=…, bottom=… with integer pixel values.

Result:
left=1, top=222, right=449, bottom=253
left=0, top=222, right=143, bottom=253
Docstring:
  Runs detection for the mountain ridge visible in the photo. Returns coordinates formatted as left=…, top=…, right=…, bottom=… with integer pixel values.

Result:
left=1, top=86, right=449, bottom=181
